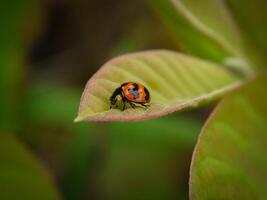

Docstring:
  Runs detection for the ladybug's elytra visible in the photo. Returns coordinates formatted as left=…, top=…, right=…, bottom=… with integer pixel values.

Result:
left=110, top=82, right=150, bottom=110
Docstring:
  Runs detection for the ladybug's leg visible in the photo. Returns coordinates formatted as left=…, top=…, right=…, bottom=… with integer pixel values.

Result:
left=129, top=102, right=136, bottom=109
left=110, top=102, right=117, bottom=109
left=122, top=103, right=126, bottom=111
left=110, top=97, right=117, bottom=109
left=122, top=96, right=129, bottom=111
left=110, top=102, right=115, bottom=109
left=140, top=103, right=149, bottom=108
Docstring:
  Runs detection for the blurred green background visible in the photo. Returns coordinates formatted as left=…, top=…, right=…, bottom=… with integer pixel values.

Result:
left=0, top=0, right=214, bottom=199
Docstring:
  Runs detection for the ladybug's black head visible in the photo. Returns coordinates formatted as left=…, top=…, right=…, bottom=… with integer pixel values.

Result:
left=110, top=87, right=124, bottom=107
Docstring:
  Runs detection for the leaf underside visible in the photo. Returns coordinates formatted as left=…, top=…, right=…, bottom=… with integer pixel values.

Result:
left=190, top=74, right=267, bottom=199
left=76, top=50, right=241, bottom=122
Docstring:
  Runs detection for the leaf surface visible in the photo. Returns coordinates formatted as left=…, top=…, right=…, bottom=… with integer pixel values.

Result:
left=76, top=50, right=241, bottom=122
left=0, top=133, right=60, bottom=200
left=190, top=74, right=267, bottom=199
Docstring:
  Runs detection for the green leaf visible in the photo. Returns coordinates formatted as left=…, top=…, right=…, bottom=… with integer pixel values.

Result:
left=148, top=0, right=245, bottom=64
left=25, top=82, right=94, bottom=200
left=227, top=0, right=267, bottom=69
left=190, top=74, right=267, bottom=199
left=75, top=50, right=241, bottom=122
left=63, top=125, right=93, bottom=200
left=26, top=82, right=83, bottom=124
left=0, top=132, right=60, bottom=200
left=109, top=115, right=202, bottom=148
left=0, top=0, right=42, bottom=131
left=100, top=115, right=202, bottom=200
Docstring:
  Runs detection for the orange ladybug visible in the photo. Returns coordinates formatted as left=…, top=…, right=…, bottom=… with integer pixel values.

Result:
left=110, top=82, right=150, bottom=110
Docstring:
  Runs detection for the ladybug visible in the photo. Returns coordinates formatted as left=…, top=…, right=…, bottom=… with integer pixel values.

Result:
left=110, top=82, right=150, bottom=110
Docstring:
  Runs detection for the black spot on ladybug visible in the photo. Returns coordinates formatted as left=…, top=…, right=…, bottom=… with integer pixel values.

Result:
left=133, top=83, right=139, bottom=90
left=144, top=87, right=150, bottom=101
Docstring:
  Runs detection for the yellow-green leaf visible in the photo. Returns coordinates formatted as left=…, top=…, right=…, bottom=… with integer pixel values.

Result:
left=190, top=74, right=267, bottom=199
left=148, top=0, right=247, bottom=65
left=75, top=50, right=242, bottom=122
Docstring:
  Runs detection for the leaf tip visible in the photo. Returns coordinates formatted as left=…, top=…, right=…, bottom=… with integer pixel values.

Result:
left=74, top=116, right=83, bottom=123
